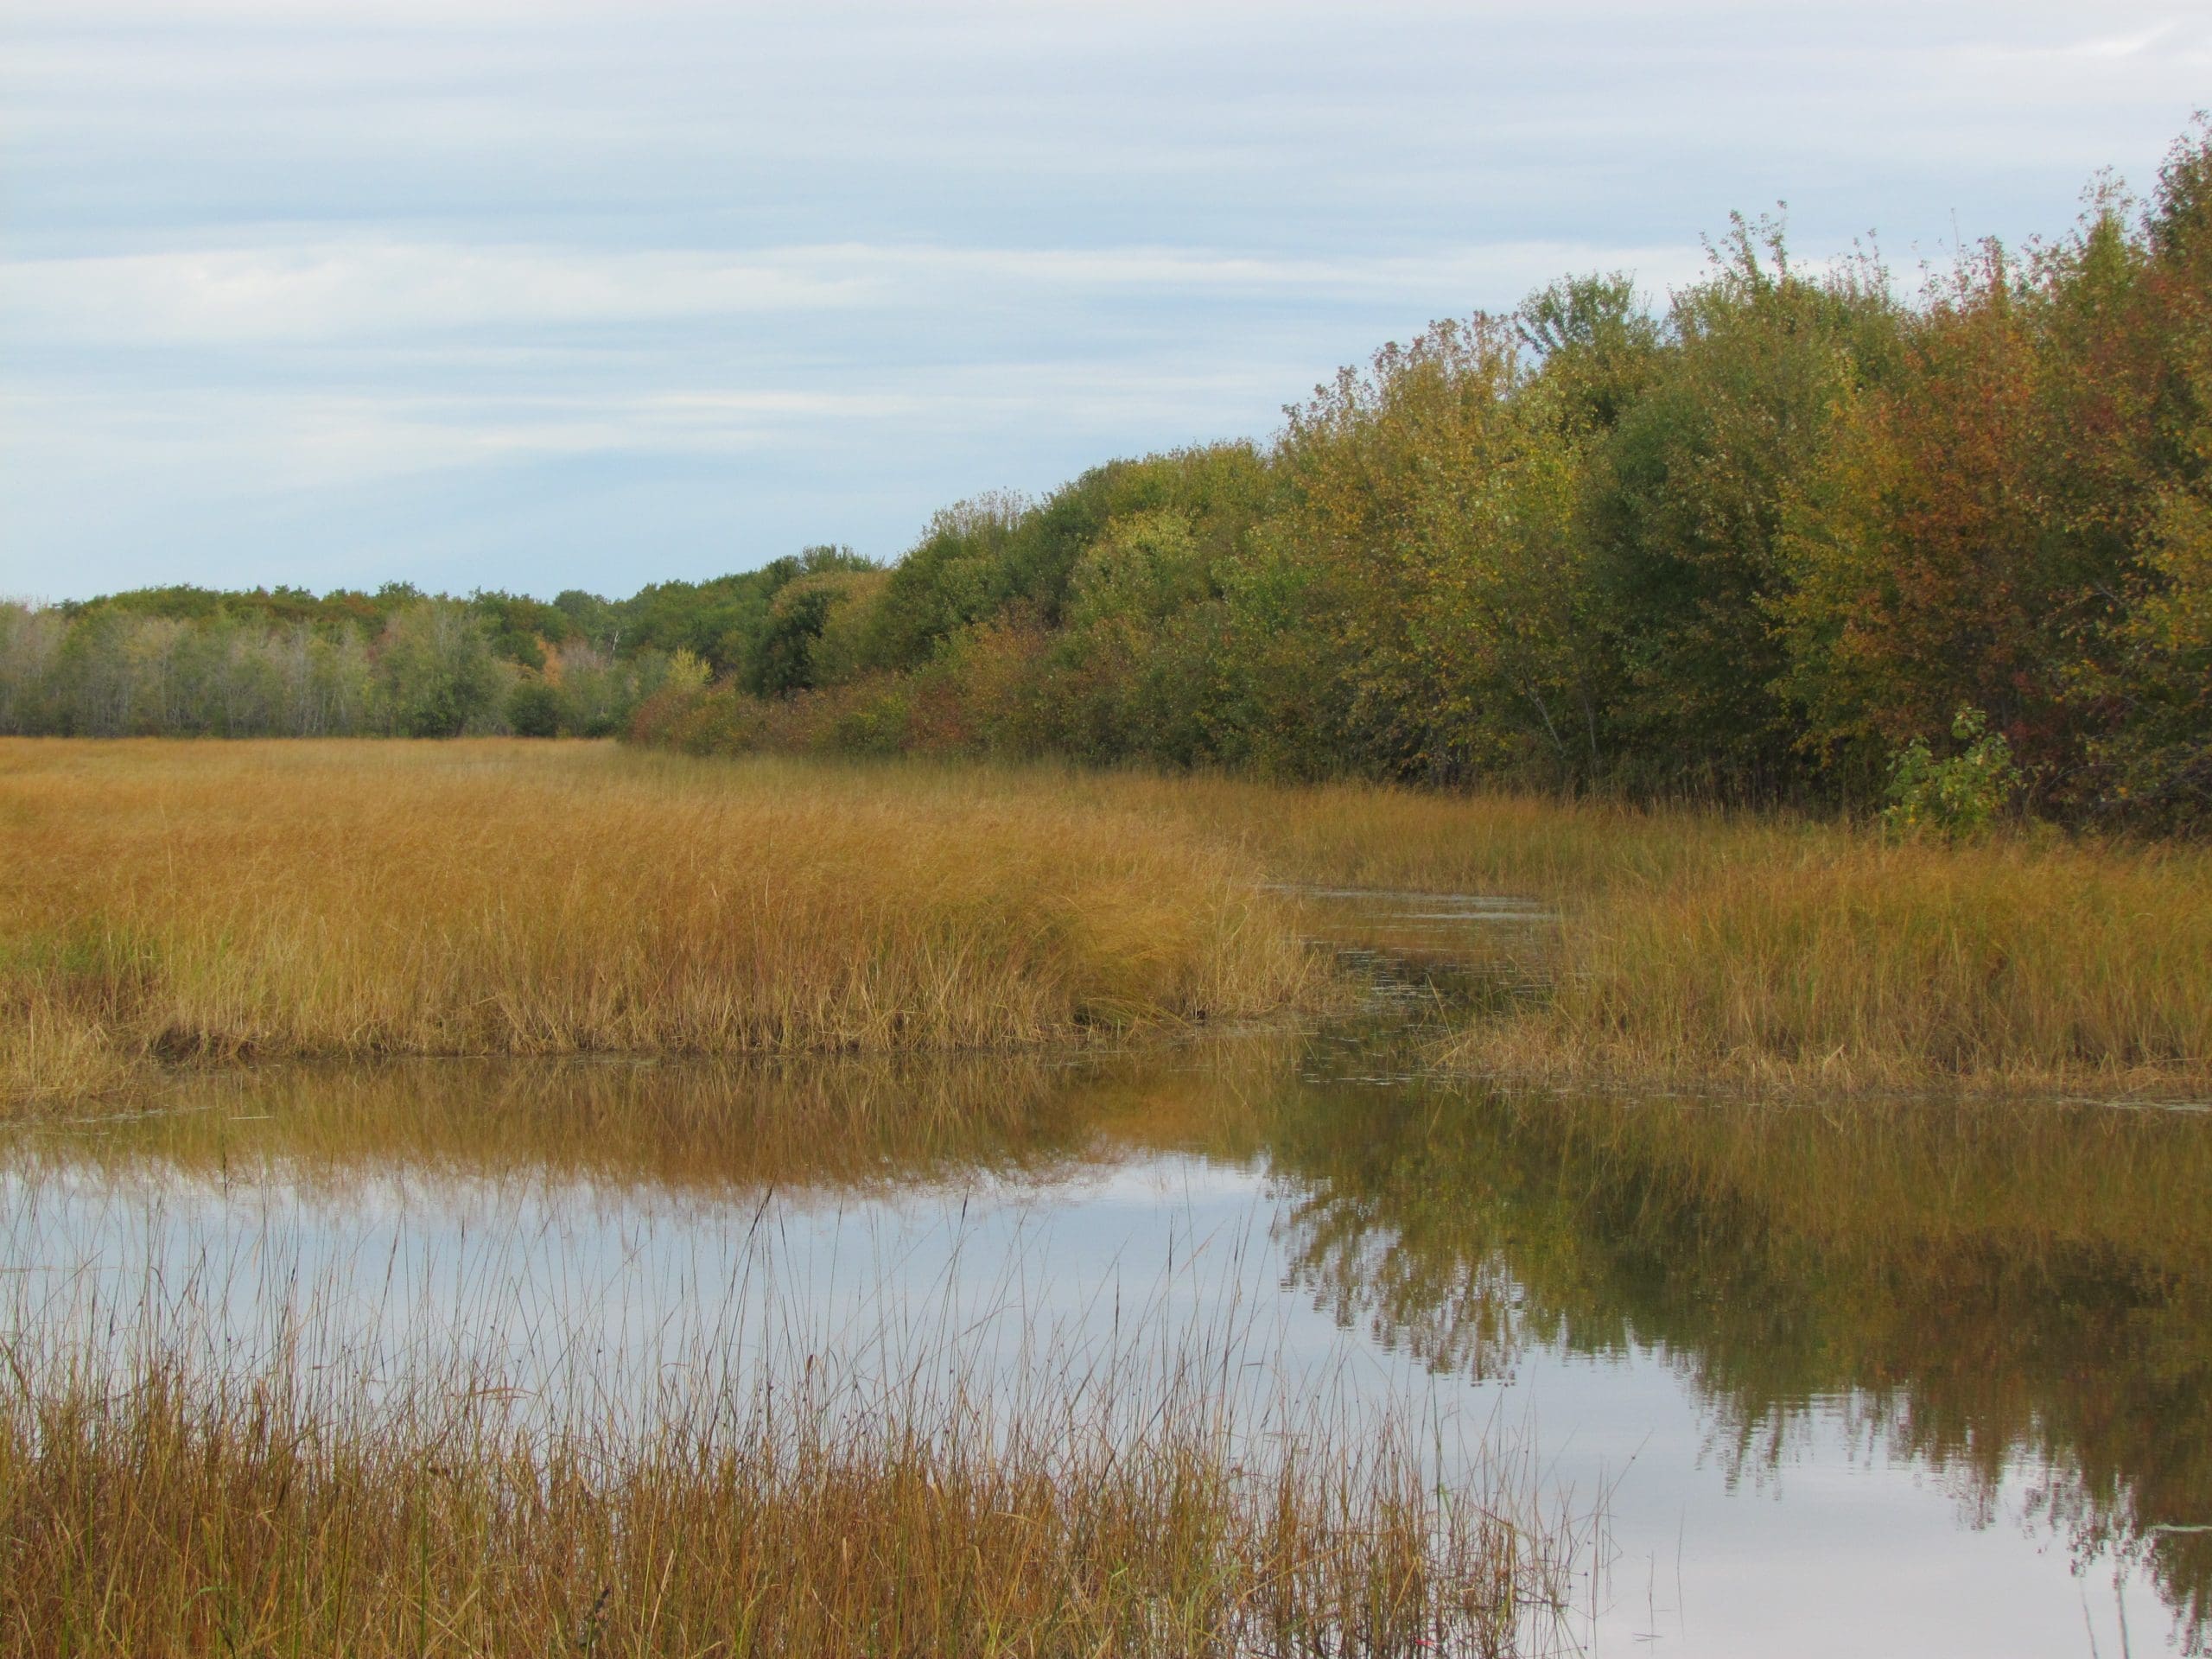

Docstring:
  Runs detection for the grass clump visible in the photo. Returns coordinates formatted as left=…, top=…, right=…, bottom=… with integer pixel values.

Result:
left=0, top=1224, right=1584, bottom=1659
left=0, top=740, right=1318, bottom=1109
left=0, top=1367, right=1558, bottom=1658
left=1446, top=830, right=2212, bottom=1096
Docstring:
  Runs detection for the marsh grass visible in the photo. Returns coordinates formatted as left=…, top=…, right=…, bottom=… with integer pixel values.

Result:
left=1081, top=769, right=2211, bottom=1095
left=5, top=738, right=2206, bottom=1103
left=0, top=1362, right=1573, bottom=1658
left=1045, top=768, right=2211, bottom=1094
left=0, top=1177, right=1588, bottom=1659
left=1441, top=830, right=2212, bottom=1096
left=0, top=741, right=1319, bottom=1109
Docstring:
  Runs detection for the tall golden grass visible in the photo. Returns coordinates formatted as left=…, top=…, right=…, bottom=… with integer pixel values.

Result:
left=1038, top=767, right=2211, bottom=1094
left=0, top=1360, right=1568, bottom=1659
left=0, top=741, right=1317, bottom=1109
left=0, top=1169, right=1586, bottom=1659
left=1440, top=826, right=2212, bottom=1095
left=5, top=738, right=2206, bottom=1103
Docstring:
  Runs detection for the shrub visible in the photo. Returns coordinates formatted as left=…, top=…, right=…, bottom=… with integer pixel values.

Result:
left=505, top=677, right=567, bottom=738
left=1882, top=707, right=2024, bottom=840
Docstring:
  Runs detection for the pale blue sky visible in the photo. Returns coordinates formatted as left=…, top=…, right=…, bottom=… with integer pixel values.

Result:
left=3, top=1, right=2206, bottom=601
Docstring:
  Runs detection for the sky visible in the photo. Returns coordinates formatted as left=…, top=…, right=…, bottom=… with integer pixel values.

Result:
left=2, top=1, right=2208, bottom=603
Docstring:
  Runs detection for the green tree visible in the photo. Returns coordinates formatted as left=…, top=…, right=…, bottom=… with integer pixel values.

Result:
left=374, top=600, right=505, bottom=737
left=1589, top=218, right=1899, bottom=796
left=1883, top=707, right=2024, bottom=839
left=1261, top=315, right=1610, bottom=784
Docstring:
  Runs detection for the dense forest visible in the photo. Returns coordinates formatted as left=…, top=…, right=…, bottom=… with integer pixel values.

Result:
left=8, top=128, right=2209, bottom=826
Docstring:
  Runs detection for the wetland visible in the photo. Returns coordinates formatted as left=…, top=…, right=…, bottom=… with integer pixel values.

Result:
left=5, top=887, right=2207, bottom=1655
left=3, top=742, right=2209, bottom=1655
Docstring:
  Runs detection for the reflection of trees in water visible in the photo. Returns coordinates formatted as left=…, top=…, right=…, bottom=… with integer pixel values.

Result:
left=1261, top=1076, right=2212, bottom=1650
left=33, top=1036, right=2212, bottom=1645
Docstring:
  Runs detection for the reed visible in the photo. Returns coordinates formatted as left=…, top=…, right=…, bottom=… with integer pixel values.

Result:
left=0, top=741, right=1318, bottom=1109
left=0, top=1363, right=1570, bottom=1658
left=6, top=738, right=2206, bottom=1103
left=0, top=1178, right=1586, bottom=1659
left=1443, top=829, right=2212, bottom=1096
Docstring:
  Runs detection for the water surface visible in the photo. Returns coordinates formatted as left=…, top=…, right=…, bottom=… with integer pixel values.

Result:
left=4, top=906, right=2207, bottom=1658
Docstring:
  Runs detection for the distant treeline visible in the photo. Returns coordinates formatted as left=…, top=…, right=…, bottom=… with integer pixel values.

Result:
left=11, top=127, right=2210, bottom=825
left=0, top=549, right=874, bottom=741
left=632, top=127, right=2212, bottom=828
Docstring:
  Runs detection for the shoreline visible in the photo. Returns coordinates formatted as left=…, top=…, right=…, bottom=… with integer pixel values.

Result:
left=5, top=738, right=2206, bottom=1112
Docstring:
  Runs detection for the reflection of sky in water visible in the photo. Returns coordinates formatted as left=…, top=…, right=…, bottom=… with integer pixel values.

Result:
left=0, top=1135, right=2181, bottom=1659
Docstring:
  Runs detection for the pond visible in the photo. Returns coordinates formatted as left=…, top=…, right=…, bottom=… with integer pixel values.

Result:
left=3, top=893, right=2206, bottom=1657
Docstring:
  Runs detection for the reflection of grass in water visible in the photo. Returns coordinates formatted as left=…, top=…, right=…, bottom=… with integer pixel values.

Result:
left=0, top=1173, right=1591, bottom=1659
left=0, top=741, right=1321, bottom=1110
left=1261, top=1079, right=2212, bottom=1647
left=28, top=1053, right=1092, bottom=1196
left=10, top=1033, right=1305, bottom=1197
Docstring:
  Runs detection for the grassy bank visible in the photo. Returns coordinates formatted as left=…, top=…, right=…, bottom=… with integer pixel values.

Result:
left=0, top=741, right=1316, bottom=1109
left=1051, top=771, right=2211, bottom=1096
left=1443, top=829, right=2212, bottom=1096
left=4, top=739, right=2205, bottom=1104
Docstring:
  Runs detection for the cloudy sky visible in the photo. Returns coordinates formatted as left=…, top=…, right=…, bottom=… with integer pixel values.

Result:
left=2, top=1, right=2206, bottom=601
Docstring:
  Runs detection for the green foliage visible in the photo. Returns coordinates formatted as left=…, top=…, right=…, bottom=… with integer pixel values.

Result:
left=0, top=548, right=874, bottom=741
left=620, top=546, right=880, bottom=681
left=467, top=590, right=575, bottom=671
left=861, top=494, right=1033, bottom=672
left=12, top=124, right=2212, bottom=833
left=505, top=677, right=568, bottom=739
left=1883, top=709, right=2024, bottom=840
left=1262, top=316, right=1605, bottom=784
left=551, top=588, right=620, bottom=653
left=374, top=601, right=506, bottom=738
left=634, top=125, right=2212, bottom=832
left=747, top=566, right=882, bottom=696
left=1589, top=217, right=1900, bottom=793
left=1514, top=272, right=1663, bottom=433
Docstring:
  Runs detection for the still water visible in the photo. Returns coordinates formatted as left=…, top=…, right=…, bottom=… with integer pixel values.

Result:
left=3, top=898, right=2206, bottom=1657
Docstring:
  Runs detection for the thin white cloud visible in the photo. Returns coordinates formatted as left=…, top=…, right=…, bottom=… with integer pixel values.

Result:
left=2068, top=24, right=2184, bottom=60
left=1, top=245, right=870, bottom=344
left=0, top=384, right=933, bottom=490
left=2, top=239, right=1707, bottom=346
left=0, top=364, right=1313, bottom=500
